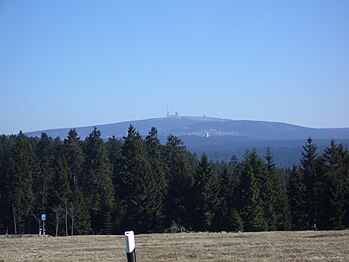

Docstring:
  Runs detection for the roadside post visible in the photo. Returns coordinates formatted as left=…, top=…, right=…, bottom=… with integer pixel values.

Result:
left=41, top=213, right=46, bottom=236
left=125, top=231, right=136, bottom=262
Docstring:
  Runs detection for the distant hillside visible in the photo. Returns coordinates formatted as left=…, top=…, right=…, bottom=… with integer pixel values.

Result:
left=25, top=116, right=349, bottom=168
left=25, top=116, right=349, bottom=140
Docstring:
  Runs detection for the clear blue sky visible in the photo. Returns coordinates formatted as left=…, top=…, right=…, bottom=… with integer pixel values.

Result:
left=1, top=0, right=348, bottom=134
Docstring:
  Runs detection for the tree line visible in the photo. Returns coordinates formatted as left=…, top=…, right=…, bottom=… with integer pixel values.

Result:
left=0, top=126, right=348, bottom=236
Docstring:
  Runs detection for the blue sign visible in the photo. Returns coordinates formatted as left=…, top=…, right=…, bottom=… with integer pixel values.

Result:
left=41, top=213, right=46, bottom=221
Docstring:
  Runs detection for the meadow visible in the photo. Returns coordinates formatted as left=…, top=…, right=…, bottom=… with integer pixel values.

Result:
left=0, top=230, right=348, bottom=261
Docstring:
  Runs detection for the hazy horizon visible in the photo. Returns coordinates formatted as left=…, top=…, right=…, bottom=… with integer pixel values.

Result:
left=19, top=114, right=349, bottom=136
left=3, top=110, right=349, bottom=136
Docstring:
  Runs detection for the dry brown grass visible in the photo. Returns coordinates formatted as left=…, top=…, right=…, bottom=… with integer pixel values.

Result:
left=0, top=230, right=348, bottom=261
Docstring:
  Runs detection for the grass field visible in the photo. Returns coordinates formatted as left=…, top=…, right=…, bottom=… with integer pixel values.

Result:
left=0, top=230, right=348, bottom=261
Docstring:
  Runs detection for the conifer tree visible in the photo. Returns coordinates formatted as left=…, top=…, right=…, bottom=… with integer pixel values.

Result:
left=8, top=132, right=35, bottom=234
left=105, top=135, right=123, bottom=196
left=264, top=148, right=291, bottom=230
left=50, top=151, right=71, bottom=236
left=119, top=126, right=162, bottom=233
left=0, top=135, right=10, bottom=232
left=212, top=164, right=243, bottom=231
left=288, top=166, right=307, bottom=230
left=0, top=135, right=17, bottom=233
left=82, top=127, right=115, bottom=234
left=68, top=185, right=91, bottom=235
left=63, top=129, right=84, bottom=188
left=164, top=135, right=193, bottom=229
left=0, top=136, right=4, bottom=193
left=62, top=129, right=91, bottom=235
left=211, top=165, right=230, bottom=231
left=145, top=127, right=167, bottom=231
left=343, top=146, right=349, bottom=228
left=321, top=141, right=346, bottom=229
left=33, top=133, right=54, bottom=218
left=191, top=153, right=219, bottom=231
left=261, top=148, right=276, bottom=230
left=238, top=150, right=267, bottom=231
left=301, top=138, right=320, bottom=229
left=105, top=135, right=123, bottom=230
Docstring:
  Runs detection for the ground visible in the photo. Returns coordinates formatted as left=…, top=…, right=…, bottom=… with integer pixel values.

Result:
left=0, top=230, right=348, bottom=261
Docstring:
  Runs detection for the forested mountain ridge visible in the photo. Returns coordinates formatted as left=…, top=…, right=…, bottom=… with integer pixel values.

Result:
left=24, top=116, right=349, bottom=167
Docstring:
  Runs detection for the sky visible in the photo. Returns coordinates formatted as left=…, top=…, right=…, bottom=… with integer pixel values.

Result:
left=1, top=0, right=349, bottom=134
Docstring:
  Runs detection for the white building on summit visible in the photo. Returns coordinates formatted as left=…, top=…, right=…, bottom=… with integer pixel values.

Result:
left=166, top=106, right=179, bottom=117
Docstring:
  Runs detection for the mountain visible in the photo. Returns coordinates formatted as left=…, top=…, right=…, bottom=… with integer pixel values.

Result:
left=25, top=116, right=349, bottom=167
left=25, top=116, right=349, bottom=140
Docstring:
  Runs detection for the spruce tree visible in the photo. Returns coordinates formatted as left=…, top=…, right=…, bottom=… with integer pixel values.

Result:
left=49, top=151, right=71, bottom=236
left=264, top=148, right=291, bottom=230
left=238, top=150, right=267, bottom=231
left=63, top=129, right=91, bottom=235
left=68, top=185, right=91, bottom=235
left=82, top=127, right=115, bottom=234
left=63, top=129, right=84, bottom=188
left=321, top=141, right=346, bottom=229
left=119, top=126, right=162, bottom=233
left=0, top=135, right=10, bottom=233
left=8, top=132, right=35, bottom=234
left=261, top=148, right=276, bottom=230
left=343, top=145, right=349, bottom=228
left=33, top=133, right=54, bottom=218
left=105, top=135, right=123, bottom=196
left=191, top=153, right=219, bottom=231
left=288, top=166, right=307, bottom=230
left=211, top=165, right=242, bottom=232
left=273, top=178, right=292, bottom=230
left=145, top=127, right=167, bottom=231
left=164, top=135, right=193, bottom=229
left=301, top=138, right=320, bottom=229
left=105, top=135, right=123, bottom=230
left=0, top=137, right=5, bottom=225
left=0, top=136, right=4, bottom=194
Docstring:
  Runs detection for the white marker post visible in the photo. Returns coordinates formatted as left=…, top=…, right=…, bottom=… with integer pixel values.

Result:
left=125, top=231, right=136, bottom=262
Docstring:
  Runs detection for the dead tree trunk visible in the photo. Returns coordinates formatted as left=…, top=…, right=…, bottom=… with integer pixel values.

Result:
left=68, top=202, right=75, bottom=236
left=32, top=213, right=41, bottom=236
left=12, top=204, right=17, bottom=235
left=52, top=204, right=62, bottom=237
left=65, top=200, right=68, bottom=236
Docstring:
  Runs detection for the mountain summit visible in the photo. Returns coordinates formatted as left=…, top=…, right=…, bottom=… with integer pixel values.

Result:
left=25, top=116, right=349, bottom=167
left=25, top=116, right=349, bottom=141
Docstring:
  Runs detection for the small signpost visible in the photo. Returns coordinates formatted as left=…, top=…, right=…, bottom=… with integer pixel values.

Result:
left=125, top=231, right=136, bottom=262
left=41, top=213, right=46, bottom=236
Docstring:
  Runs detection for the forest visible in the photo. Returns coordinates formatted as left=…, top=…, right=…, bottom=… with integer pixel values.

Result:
left=0, top=126, right=348, bottom=236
